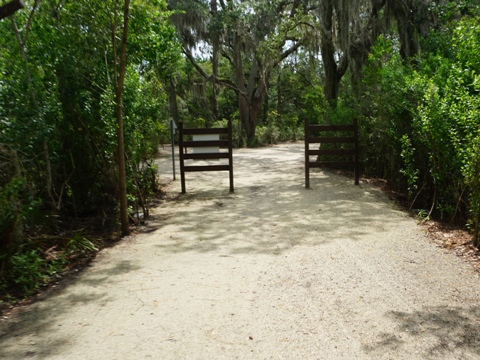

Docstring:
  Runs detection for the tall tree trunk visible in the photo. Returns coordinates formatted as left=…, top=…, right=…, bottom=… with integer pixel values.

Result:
left=249, top=91, right=263, bottom=135
left=395, top=0, right=420, bottom=60
left=9, top=1, right=58, bottom=209
left=114, top=0, right=131, bottom=236
left=210, top=0, right=219, bottom=121
left=276, top=66, right=281, bottom=122
left=233, top=33, right=253, bottom=142
left=320, top=0, right=347, bottom=108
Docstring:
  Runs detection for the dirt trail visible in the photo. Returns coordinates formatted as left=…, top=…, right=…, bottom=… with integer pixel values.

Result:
left=1, top=142, right=480, bottom=359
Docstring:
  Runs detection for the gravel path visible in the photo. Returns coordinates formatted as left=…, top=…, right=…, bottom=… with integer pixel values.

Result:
left=1, top=142, right=480, bottom=359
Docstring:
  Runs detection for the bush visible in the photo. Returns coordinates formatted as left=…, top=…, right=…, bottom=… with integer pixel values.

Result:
left=357, top=19, right=480, bottom=240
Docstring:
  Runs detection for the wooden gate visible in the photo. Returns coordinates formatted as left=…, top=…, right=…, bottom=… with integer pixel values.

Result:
left=178, top=121, right=234, bottom=193
left=304, top=119, right=359, bottom=188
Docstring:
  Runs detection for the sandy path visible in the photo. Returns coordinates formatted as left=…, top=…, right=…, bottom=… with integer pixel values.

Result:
left=1, top=142, right=480, bottom=359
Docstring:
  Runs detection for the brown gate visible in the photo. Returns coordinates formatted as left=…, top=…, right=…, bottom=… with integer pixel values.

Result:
left=304, top=119, right=359, bottom=188
left=178, top=121, right=234, bottom=193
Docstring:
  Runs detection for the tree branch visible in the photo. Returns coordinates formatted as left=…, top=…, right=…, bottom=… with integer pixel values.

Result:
left=183, top=49, right=247, bottom=99
left=183, top=49, right=210, bottom=78
left=273, top=40, right=303, bottom=68
left=337, top=53, right=348, bottom=79
left=220, top=49, right=234, bottom=67
left=21, top=0, right=40, bottom=45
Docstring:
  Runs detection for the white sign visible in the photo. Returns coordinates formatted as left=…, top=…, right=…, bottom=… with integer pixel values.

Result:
left=192, top=134, right=220, bottom=154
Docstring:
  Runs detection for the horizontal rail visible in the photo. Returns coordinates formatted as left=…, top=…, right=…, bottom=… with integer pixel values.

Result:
left=305, top=118, right=359, bottom=188
left=184, top=165, right=230, bottom=172
left=184, top=153, right=230, bottom=160
left=309, top=161, right=355, bottom=169
left=308, top=124, right=354, bottom=132
left=308, top=149, right=355, bottom=156
left=183, top=140, right=229, bottom=147
left=182, top=128, right=229, bottom=135
left=308, top=137, right=354, bottom=144
left=179, top=122, right=234, bottom=193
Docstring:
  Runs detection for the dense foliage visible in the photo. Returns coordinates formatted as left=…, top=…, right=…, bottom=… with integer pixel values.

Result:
left=0, top=0, right=180, bottom=297
left=1, top=0, right=480, bottom=301
left=356, top=6, right=480, bottom=245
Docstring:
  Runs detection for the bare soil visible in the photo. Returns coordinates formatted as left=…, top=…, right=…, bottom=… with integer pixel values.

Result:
left=1, top=142, right=480, bottom=359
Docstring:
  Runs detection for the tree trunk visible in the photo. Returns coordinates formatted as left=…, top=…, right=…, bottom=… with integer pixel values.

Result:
left=9, top=4, right=58, bottom=210
left=233, top=33, right=254, bottom=142
left=115, top=0, right=131, bottom=236
left=210, top=0, right=219, bottom=121
left=250, top=90, right=263, bottom=133
left=320, top=0, right=347, bottom=108
left=276, top=66, right=282, bottom=122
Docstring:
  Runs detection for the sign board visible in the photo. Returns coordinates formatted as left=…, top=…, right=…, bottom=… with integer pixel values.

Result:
left=192, top=134, right=220, bottom=154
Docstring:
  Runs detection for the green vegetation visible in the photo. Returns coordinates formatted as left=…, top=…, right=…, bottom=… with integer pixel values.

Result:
left=356, top=9, right=480, bottom=246
left=0, top=0, right=181, bottom=301
left=1, top=0, right=480, bottom=302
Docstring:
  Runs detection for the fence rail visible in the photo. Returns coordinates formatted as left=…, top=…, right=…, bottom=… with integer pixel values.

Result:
left=178, top=122, right=234, bottom=193
left=304, top=119, right=359, bottom=188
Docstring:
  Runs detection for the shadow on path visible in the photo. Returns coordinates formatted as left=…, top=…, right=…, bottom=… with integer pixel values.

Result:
left=365, top=306, right=480, bottom=358
left=0, top=260, right=141, bottom=359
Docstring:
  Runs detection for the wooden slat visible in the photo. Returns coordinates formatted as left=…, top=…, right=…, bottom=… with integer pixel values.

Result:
left=184, top=165, right=230, bottom=172
left=308, top=137, right=354, bottom=144
left=184, top=153, right=230, bottom=160
left=308, top=149, right=355, bottom=156
left=305, top=118, right=310, bottom=188
left=182, top=128, right=229, bottom=135
left=308, top=124, right=354, bottom=132
left=309, top=161, right=355, bottom=169
left=179, top=122, right=186, bottom=193
left=305, top=119, right=360, bottom=188
left=354, top=118, right=359, bottom=185
left=179, top=122, right=234, bottom=193
left=183, top=140, right=229, bottom=147
left=228, top=120, right=234, bottom=193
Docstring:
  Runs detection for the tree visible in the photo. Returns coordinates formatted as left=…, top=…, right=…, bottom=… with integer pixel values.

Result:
left=113, top=0, right=131, bottom=236
left=314, top=0, right=437, bottom=109
left=169, top=0, right=313, bottom=144
left=0, top=0, right=180, bottom=277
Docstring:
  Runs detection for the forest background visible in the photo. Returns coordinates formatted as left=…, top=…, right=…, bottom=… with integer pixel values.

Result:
left=0, top=0, right=479, bottom=302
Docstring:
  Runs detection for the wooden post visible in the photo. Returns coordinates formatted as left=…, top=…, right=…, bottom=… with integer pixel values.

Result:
left=305, top=118, right=310, bottom=188
left=170, top=119, right=176, bottom=181
left=178, top=122, right=186, bottom=193
left=354, top=118, right=359, bottom=185
left=228, top=120, right=234, bottom=193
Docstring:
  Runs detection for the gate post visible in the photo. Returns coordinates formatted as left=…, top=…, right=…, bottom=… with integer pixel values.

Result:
left=305, top=118, right=310, bottom=189
left=178, top=121, right=186, bottom=193
left=354, top=118, right=359, bottom=185
left=228, top=120, right=234, bottom=193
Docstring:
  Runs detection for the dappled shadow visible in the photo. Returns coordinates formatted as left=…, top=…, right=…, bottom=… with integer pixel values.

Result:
left=364, top=306, right=480, bottom=358
left=0, top=143, right=414, bottom=358
left=154, top=143, right=398, bottom=256
left=0, top=259, right=142, bottom=359
left=78, top=260, right=141, bottom=286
